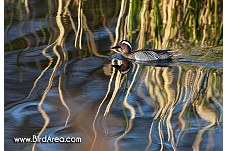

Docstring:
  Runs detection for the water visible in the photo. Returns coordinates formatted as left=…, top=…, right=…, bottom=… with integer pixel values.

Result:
left=5, top=1, right=223, bottom=151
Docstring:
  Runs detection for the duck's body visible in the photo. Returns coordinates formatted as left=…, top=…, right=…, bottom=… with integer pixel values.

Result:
left=111, top=40, right=172, bottom=61
left=120, top=49, right=172, bottom=61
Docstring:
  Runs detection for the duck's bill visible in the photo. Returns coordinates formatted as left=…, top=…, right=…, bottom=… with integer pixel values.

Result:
left=111, top=45, right=121, bottom=49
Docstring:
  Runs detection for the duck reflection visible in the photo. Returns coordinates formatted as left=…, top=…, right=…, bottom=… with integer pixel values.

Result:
left=111, top=59, right=131, bottom=74
left=111, top=58, right=173, bottom=74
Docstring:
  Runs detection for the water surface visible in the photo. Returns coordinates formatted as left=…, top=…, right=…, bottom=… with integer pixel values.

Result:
left=5, top=0, right=223, bottom=151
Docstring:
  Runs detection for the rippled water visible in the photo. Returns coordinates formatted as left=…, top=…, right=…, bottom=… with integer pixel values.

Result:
left=5, top=1, right=223, bottom=151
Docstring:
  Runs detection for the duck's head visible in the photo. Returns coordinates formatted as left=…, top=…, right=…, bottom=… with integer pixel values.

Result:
left=111, top=40, right=132, bottom=54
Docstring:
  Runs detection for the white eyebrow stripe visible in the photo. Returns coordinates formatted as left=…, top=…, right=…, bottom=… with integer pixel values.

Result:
left=122, top=41, right=132, bottom=50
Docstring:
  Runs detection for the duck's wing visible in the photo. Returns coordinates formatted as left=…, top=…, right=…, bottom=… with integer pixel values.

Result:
left=133, top=51, right=160, bottom=61
left=142, top=49, right=172, bottom=54
left=132, top=49, right=172, bottom=60
left=144, top=49, right=173, bottom=59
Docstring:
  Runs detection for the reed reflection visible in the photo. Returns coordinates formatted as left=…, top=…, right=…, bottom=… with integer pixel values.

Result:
left=92, top=58, right=222, bottom=151
left=4, top=0, right=222, bottom=151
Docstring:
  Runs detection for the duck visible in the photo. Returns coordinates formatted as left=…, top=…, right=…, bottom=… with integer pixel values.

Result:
left=111, top=40, right=172, bottom=61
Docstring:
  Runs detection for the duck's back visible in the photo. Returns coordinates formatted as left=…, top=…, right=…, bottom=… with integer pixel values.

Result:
left=133, top=50, right=172, bottom=61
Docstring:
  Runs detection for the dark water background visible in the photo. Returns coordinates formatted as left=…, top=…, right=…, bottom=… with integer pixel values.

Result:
left=5, top=0, right=222, bottom=151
